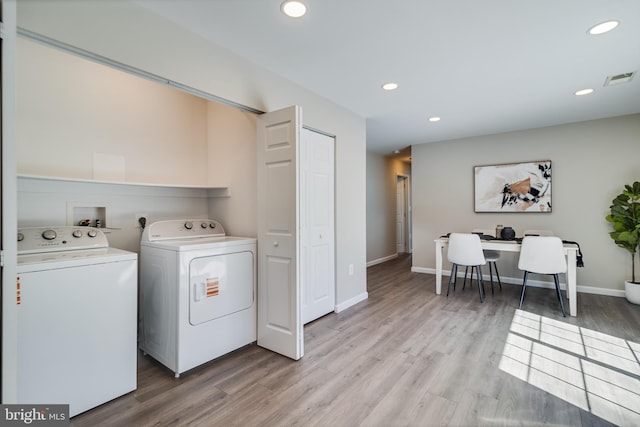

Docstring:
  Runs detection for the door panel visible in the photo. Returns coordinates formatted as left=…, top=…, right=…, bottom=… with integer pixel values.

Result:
left=1, top=0, right=18, bottom=402
left=257, top=106, right=303, bottom=360
left=265, top=161, right=294, bottom=233
left=265, top=255, right=294, bottom=331
left=301, top=129, right=335, bottom=324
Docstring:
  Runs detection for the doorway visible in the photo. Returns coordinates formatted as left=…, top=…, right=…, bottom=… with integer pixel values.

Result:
left=396, top=174, right=411, bottom=254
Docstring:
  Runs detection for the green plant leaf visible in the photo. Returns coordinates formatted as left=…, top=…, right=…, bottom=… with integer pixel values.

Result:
left=606, top=181, right=640, bottom=282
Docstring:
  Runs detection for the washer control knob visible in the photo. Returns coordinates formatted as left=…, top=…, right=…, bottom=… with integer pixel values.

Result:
left=42, top=229, right=57, bottom=240
left=200, top=222, right=208, bottom=229
left=17, top=232, right=24, bottom=242
left=72, top=230, right=83, bottom=238
left=87, top=229, right=98, bottom=238
left=184, top=221, right=193, bottom=230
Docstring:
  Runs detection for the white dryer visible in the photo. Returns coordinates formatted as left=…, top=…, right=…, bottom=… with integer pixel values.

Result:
left=16, top=226, right=137, bottom=417
left=139, top=219, right=257, bottom=377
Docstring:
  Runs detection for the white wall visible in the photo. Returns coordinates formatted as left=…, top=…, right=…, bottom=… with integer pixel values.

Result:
left=17, top=177, right=211, bottom=253
left=16, top=0, right=367, bottom=306
left=411, top=114, right=640, bottom=294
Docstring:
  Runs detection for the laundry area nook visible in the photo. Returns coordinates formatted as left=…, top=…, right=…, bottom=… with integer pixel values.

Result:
left=5, top=4, right=350, bottom=420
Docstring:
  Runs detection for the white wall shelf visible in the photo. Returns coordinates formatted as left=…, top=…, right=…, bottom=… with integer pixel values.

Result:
left=17, top=174, right=230, bottom=197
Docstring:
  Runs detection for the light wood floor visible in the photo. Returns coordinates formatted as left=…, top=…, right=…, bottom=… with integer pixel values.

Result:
left=72, top=254, right=640, bottom=426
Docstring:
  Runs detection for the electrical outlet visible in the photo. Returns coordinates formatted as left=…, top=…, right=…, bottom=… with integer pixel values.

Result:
left=135, top=213, right=148, bottom=227
left=348, top=264, right=354, bottom=276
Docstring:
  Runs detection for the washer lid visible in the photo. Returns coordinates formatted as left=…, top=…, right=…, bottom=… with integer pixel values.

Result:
left=17, top=247, right=137, bottom=272
left=142, top=219, right=226, bottom=243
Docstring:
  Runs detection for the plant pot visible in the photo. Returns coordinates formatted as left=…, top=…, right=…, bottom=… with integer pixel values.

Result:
left=625, top=281, right=640, bottom=305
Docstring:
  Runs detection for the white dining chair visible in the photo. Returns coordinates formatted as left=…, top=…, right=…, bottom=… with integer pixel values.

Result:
left=471, top=228, right=502, bottom=294
left=447, top=233, right=487, bottom=302
left=517, top=236, right=567, bottom=317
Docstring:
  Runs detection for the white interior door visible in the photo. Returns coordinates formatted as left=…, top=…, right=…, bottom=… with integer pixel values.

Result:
left=256, top=105, right=303, bottom=360
left=396, top=176, right=406, bottom=253
left=2, top=0, right=19, bottom=402
left=301, top=128, right=335, bottom=324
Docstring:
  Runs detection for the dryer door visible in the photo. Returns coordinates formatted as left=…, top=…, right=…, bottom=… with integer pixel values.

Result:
left=189, top=251, right=254, bottom=325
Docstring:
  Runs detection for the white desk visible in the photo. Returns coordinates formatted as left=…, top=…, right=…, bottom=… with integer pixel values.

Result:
left=434, top=238, right=579, bottom=316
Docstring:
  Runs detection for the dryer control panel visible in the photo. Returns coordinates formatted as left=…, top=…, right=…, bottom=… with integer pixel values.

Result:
left=143, top=219, right=226, bottom=242
left=17, top=226, right=108, bottom=254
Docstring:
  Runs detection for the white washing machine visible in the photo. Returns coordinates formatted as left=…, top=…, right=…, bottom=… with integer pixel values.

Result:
left=139, top=219, right=257, bottom=377
left=16, top=226, right=137, bottom=417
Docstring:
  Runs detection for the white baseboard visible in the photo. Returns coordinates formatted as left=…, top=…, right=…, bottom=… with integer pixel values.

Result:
left=411, top=267, right=625, bottom=298
left=335, top=291, right=368, bottom=312
left=367, top=253, right=398, bottom=267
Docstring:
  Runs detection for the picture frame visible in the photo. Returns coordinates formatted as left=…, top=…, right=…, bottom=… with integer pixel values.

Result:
left=474, top=160, right=552, bottom=213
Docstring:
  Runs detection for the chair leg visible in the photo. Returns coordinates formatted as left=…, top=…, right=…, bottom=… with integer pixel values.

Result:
left=475, top=266, right=484, bottom=303
left=463, top=266, right=469, bottom=290
left=553, top=274, right=567, bottom=317
left=519, top=271, right=528, bottom=309
left=493, top=262, right=502, bottom=290
left=447, top=264, right=458, bottom=297
left=488, top=262, right=495, bottom=295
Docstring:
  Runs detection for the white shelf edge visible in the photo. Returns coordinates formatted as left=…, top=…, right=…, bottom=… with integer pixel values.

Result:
left=17, top=174, right=230, bottom=195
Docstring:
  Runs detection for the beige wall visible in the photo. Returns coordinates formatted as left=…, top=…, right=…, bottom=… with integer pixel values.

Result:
left=17, top=38, right=259, bottom=240
left=411, top=114, right=640, bottom=294
left=17, top=37, right=209, bottom=185
left=17, top=0, right=368, bottom=306
left=366, top=152, right=393, bottom=263
left=206, top=102, right=258, bottom=238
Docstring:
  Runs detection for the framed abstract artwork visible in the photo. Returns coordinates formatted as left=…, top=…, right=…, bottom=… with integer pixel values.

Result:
left=474, top=160, right=552, bottom=213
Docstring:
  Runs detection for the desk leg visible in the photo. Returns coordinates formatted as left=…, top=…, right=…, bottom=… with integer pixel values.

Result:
left=435, top=243, right=443, bottom=294
left=567, top=250, right=577, bottom=316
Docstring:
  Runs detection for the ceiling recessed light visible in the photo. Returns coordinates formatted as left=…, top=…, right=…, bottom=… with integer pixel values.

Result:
left=392, top=149, right=400, bottom=154
left=588, top=20, right=619, bottom=35
left=575, top=88, right=594, bottom=96
left=281, top=0, right=307, bottom=18
left=428, top=116, right=441, bottom=122
left=382, top=82, right=398, bottom=91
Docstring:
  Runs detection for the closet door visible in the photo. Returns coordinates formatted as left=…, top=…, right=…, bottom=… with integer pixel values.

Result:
left=301, top=129, right=335, bottom=324
left=256, top=105, right=303, bottom=360
left=1, top=0, right=19, bottom=401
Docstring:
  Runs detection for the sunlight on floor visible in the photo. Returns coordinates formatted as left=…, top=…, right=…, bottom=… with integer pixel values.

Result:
left=499, top=309, right=640, bottom=426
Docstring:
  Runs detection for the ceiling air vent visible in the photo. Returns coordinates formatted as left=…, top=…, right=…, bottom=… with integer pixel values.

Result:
left=604, top=71, right=636, bottom=86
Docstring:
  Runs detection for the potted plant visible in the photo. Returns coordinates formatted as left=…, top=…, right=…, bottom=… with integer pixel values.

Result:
left=605, top=181, right=640, bottom=304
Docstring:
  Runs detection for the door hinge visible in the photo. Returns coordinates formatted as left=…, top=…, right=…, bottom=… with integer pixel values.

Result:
left=0, top=22, right=4, bottom=39
left=0, top=250, right=4, bottom=268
